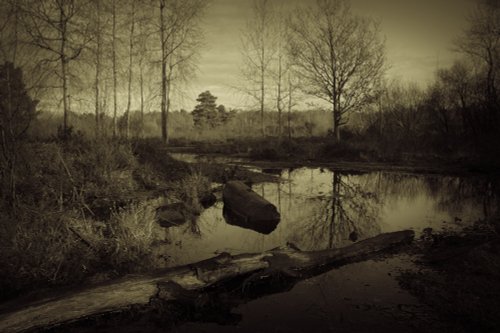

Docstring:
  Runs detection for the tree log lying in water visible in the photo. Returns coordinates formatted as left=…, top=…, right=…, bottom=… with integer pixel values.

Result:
left=222, top=181, right=280, bottom=234
left=0, top=230, right=414, bottom=333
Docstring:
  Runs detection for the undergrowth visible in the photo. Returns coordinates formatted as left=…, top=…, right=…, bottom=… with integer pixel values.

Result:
left=0, top=137, right=210, bottom=302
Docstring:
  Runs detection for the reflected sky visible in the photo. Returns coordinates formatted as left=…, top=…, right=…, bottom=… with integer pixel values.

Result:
left=147, top=164, right=498, bottom=332
left=158, top=166, right=498, bottom=266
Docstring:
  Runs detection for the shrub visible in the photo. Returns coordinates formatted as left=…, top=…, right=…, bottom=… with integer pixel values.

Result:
left=171, top=171, right=211, bottom=216
left=104, top=200, right=163, bottom=273
left=0, top=212, right=96, bottom=301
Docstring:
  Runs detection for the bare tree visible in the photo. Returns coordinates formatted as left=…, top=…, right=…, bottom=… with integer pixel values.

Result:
left=273, top=12, right=289, bottom=141
left=288, top=0, right=385, bottom=141
left=125, top=0, right=136, bottom=140
left=19, top=0, right=93, bottom=136
left=136, top=9, right=152, bottom=139
left=455, top=1, right=499, bottom=109
left=241, top=0, right=276, bottom=137
left=436, top=60, right=481, bottom=139
left=111, top=0, right=118, bottom=138
left=158, top=0, right=206, bottom=144
left=93, top=0, right=102, bottom=138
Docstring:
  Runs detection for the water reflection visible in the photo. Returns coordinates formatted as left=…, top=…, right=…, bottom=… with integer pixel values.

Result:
left=158, top=167, right=498, bottom=266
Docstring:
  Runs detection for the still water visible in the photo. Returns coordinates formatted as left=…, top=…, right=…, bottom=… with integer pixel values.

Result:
left=153, top=158, right=498, bottom=332
left=162, top=167, right=495, bottom=266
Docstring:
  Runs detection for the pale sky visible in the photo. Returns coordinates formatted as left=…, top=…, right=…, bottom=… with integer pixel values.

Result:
left=177, top=0, right=476, bottom=111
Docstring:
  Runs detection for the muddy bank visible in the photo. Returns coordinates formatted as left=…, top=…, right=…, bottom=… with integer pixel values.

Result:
left=398, top=217, right=500, bottom=332
left=170, top=151, right=499, bottom=178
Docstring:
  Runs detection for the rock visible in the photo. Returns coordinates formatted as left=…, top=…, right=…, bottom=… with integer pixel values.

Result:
left=222, top=181, right=280, bottom=234
left=156, top=203, right=186, bottom=228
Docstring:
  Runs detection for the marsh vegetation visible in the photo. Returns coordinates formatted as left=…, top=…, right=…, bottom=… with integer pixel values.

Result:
left=0, top=0, right=499, bottom=332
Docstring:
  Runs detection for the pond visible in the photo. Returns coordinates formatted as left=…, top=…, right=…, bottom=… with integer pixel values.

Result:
left=162, top=165, right=496, bottom=266
left=153, top=157, right=499, bottom=332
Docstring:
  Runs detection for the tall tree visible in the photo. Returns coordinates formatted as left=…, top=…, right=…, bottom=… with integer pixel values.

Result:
left=241, top=0, right=276, bottom=137
left=158, top=0, right=206, bottom=144
left=93, top=0, right=102, bottom=138
left=111, top=0, right=118, bottom=138
left=19, top=0, right=92, bottom=136
left=288, top=0, right=385, bottom=141
left=125, top=0, right=136, bottom=139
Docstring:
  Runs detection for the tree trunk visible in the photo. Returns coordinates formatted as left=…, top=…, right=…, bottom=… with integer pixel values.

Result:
left=276, top=53, right=283, bottom=141
left=60, top=4, right=69, bottom=136
left=0, top=230, right=414, bottom=333
left=165, top=61, right=173, bottom=144
left=94, top=1, right=101, bottom=139
left=260, top=49, right=265, bottom=137
left=140, top=64, right=144, bottom=139
left=159, top=0, right=168, bottom=144
left=287, top=73, right=292, bottom=142
left=112, top=0, right=118, bottom=138
left=332, top=99, right=341, bottom=142
left=125, top=1, right=136, bottom=140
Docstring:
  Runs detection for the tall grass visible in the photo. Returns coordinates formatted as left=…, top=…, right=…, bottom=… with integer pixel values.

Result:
left=0, top=138, right=195, bottom=301
left=172, top=170, right=211, bottom=216
left=105, top=201, right=163, bottom=272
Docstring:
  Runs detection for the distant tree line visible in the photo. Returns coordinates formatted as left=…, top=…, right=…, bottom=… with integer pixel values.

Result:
left=0, top=0, right=207, bottom=143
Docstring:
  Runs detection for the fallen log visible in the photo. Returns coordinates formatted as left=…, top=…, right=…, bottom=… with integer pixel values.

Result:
left=222, top=181, right=280, bottom=233
left=223, top=206, right=279, bottom=234
left=0, top=230, right=414, bottom=333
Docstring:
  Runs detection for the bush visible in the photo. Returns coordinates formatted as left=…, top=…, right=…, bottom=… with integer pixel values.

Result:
left=171, top=171, right=211, bottom=216
left=104, top=201, right=163, bottom=273
left=0, top=212, right=97, bottom=300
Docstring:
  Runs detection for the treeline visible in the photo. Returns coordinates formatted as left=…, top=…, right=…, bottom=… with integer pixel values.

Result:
left=0, top=0, right=206, bottom=143
left=29, top=108, right=334, bottom=142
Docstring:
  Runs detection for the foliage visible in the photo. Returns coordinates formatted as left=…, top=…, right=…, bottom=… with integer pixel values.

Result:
left=0, top=62, right=38, bottom=205
left=0, top=62, right=37, bottom=144
left=192, top=91, right=232, bottom=129
left=0, top=138, right=199, bottom=301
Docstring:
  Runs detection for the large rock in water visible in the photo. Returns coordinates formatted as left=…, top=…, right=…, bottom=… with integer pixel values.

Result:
left=222, top=181, right=280, bottom=234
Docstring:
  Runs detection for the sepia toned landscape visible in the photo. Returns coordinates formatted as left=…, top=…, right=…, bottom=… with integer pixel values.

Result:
left=0, top=0, right=499, bottom=332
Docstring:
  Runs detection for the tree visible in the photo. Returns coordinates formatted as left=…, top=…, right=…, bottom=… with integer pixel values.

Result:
left=0, top=62, right=38, bottom=206
left=241, top=0, right=276, bottom=137
left=19, top=0, right=92, bottom=137
left=158, top=0, right=206, bottom=144
left=125, top=0, right=137, bottom=140
left=112, top=0, right=118, bottom=138
left=93, top=0, right=102, bottom=138
left=455, top=1, right=499, bottom=111
left=288, top=0, right=385, bottom=141
left=192, top=91, right=219, bottom=129
left=436, top=60, right=480, bottom=139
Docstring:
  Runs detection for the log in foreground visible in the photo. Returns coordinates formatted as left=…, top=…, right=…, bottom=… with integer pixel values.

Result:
left=0, top=230, right=414, bottom=333
left=223, top=181, right=280, bottom=234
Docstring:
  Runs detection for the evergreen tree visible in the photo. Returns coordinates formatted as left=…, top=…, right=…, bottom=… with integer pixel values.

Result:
left=0, top=62, right=38, bottom=205
left=192, top=91, right=218, bottom=128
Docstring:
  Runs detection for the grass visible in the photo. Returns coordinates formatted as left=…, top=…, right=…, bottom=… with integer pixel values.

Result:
left=0, top=137, right=215, bottom=303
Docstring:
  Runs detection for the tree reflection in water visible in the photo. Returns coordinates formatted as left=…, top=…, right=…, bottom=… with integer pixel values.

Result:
left=289, top=171, right=382, bottom=250
left=159, top=166, right=498, bottom=267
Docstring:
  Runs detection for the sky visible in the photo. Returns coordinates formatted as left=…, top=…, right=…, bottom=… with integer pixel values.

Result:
left=178, top=0, right=477, bottom=111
